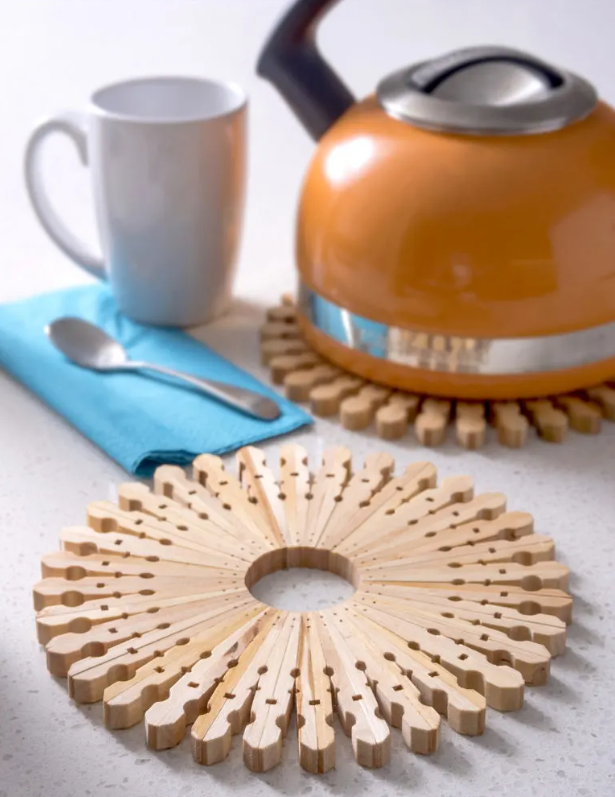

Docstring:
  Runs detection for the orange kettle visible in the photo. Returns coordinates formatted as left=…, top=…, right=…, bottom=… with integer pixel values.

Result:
left=258, top=0, right=615, bottom=399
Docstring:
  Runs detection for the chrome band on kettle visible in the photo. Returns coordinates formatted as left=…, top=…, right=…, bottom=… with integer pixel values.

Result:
left=298, top=284, right=615, bottom=376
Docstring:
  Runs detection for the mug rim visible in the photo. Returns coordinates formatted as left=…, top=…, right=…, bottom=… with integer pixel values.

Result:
left=90, top=75, right=247, bottom=124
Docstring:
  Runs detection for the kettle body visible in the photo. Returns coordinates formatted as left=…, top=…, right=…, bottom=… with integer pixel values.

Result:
left=258, top=0, right=615, bottom=399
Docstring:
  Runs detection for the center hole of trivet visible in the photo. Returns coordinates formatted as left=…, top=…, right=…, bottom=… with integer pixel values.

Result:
left=245, top=548, right=358, bottom=612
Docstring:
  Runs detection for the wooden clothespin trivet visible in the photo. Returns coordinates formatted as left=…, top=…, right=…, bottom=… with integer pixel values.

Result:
left=34, top=445, right=573, bottom=773
left=260, top=300, right=615, bottom=448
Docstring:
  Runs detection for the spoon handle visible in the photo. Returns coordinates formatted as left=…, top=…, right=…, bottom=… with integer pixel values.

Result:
left=130, top=361, right=281, bottom=421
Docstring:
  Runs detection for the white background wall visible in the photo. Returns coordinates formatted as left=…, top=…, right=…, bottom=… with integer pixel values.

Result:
left=2, top=0, right=615, bottom=304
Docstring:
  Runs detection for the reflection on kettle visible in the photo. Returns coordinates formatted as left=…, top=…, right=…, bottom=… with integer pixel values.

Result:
left=258, top=0, right=615, bottom=399
left=324, top=136, right=376, bottom=184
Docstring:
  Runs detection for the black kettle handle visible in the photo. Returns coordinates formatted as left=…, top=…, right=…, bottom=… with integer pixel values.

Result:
left=257, top=0, right=355, bottom=140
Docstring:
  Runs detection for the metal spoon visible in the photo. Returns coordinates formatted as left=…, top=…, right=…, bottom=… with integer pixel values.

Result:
left=46, top=317, right=281, bottom=421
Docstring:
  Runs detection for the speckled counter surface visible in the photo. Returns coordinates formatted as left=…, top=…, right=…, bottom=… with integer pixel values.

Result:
left=1, top=297, right=614, bottom=797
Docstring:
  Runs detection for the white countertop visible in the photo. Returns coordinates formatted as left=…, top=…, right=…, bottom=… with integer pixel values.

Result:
left=2, top=2, right=615, bottom=795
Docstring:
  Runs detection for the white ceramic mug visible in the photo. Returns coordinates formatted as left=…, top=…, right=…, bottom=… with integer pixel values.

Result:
left=24, top=76, right=247, bottom=327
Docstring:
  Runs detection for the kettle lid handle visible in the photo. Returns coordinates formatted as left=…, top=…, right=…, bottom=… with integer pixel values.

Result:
left=257, top=0, right=355, bottom=140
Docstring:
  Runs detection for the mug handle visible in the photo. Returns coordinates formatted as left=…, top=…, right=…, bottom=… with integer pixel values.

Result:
left=24, top=111, right=105, bottom=279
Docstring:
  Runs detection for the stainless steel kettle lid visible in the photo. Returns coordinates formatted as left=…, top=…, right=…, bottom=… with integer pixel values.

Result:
left=377, top=45, right=598, bottom=135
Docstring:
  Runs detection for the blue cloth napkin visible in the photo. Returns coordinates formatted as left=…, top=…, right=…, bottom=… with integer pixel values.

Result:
left=0, top=284, right=312, bottom=475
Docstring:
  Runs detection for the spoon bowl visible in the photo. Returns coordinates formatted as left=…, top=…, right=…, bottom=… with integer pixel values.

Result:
left=47, top=317, right=129, bottom=369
